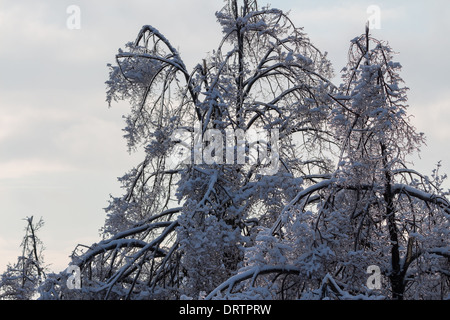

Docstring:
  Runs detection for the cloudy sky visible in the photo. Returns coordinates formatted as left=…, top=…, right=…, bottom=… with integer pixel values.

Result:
left=1, top=0, right=449, bottom=273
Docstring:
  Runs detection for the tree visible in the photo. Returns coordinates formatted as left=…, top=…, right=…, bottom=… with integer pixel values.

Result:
left=40, top=0, right=336, bottom=300
left=206, top=25, right=450, bottom=300
left=38, top=1, right=449, bottom=300
left=0, top=216, right=46, bottom=300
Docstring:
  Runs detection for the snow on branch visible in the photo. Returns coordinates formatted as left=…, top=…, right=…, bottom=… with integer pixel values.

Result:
left=392, top=183, right=450, bottom=214
left=94, top=220, right=178, bottom=297
left=73, top=220, right=178, bottom=268
left=205, top=265, right=302, bottom=299
left=116, top=52, right=188, bottom=78
left=205, top=267, right=380, bottom=300
left=271, top=179, right=332, bottom=235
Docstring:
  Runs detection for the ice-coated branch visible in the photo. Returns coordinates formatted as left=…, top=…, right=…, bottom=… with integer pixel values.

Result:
left=271, top=179, right=332, bottom=235
left=97, top=220, right=179, bottom=298
left=116, top=53, right=188, bottom=78
left=392, top=183, right=450, bottom=214
left=205, top=265, right=302, bottom=299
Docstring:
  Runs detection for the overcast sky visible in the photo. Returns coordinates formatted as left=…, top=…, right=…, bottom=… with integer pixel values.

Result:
left=1, top=0, right=449, bottom=273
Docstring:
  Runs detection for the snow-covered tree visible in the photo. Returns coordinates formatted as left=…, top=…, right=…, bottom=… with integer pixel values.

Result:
left=39, top=0, right=336, bottom=300
left=206, top=26, right=449, bottom=300
left=0, top=216, right=46, bottom=300
left=38, top=2, right=449, bottom=300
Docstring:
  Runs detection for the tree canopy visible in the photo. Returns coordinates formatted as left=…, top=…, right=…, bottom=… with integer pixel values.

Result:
left=30, top=0, right=450, bottom=300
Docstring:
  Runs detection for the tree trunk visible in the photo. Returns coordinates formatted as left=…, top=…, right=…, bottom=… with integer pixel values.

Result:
left=381, top=143, right=404, bottom=300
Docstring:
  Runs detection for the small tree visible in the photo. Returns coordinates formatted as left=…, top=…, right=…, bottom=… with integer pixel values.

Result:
left=0, top=216, right=46, bottom=300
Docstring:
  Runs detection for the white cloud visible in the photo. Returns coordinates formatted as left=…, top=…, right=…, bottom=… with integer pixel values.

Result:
left=0, top=158, right=73, bottom=180
left=0, top=236, right=21, bottom=274
left=410, top=95, right=450, bottom=142
left=0, top=113, right=22, bottom=143
left=0, top=101, right=72, bottom=142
